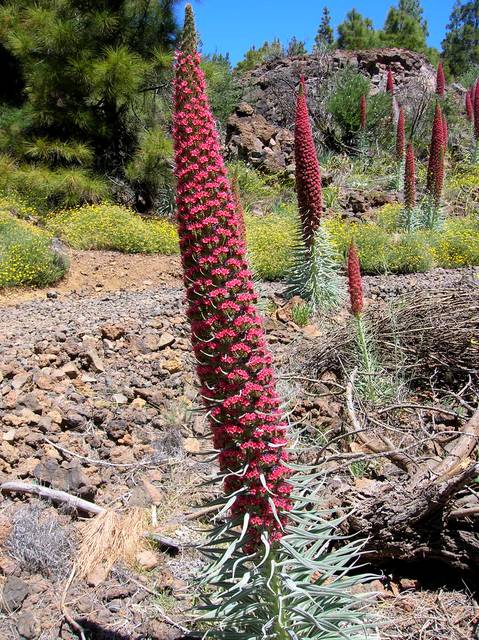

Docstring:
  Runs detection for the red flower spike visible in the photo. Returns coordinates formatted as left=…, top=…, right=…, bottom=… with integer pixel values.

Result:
left=347, top=242, right=363, bottom=317
left=466, top=91, right=473, bottom=122
left=474, top=82, right=479, bottom=140
left=295, top=75, right=323, bottom=246
left=360, top=94, right=367, bottom=130
left=386, top=68, right=394, bottom=95
left=231, top=171, right=247, bottom=242
left=396, top=107, right=405, bottom=161
left=173, top=5, right=291, bottom=552
left=426, top=103, right=444, bottom=196
left=442, top=114, right=448, bottom=149
left=436, top=62, right=445, bottom=97
left=404, top=143, right=416, bottom=210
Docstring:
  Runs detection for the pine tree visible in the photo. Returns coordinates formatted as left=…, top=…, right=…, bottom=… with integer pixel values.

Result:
left=286, top=36, right=307, bottom=56
left=314, top=7, right=334, bottom=52
left=337, top=9, right=378, bottom=50
left=381, top=4, right=428, bottom=52
left=0, top=0, right=178, bottom=183
left=442, top=1, right=479, bottom=76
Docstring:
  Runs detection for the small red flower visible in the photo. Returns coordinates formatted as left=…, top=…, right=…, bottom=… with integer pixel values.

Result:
left=347, top=242, right=363, bottom=317
left=436, top=62, right=445, bottom=97
left=426, top=103, right=444, bottom=200
left=404, top=143, right=416, bottom=210
left=396, top=107, right=405, bottom=161
left=386, top=68, right=394, bottom=95
left=474, top=81, right=479, bottom=140
left=360, top=94, right=367, bottom=130
left=295, top=75, right=323, bottom=246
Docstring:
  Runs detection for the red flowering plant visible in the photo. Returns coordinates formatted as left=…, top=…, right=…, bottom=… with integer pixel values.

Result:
left=347, top=243, right=380, bottom=402
left=466, top=90, right=473, bottom=122
left=386, top=68, right=394, bottom=95
left=173, top=6, right=374, bottom=639
left=399, top=142, right=419, bottom=231
left=286, top=76, right=343, bottom=313
left=394, top=106, right=405, bottom=190
left=421, top=102, right=445, bottom=229
left=436, top=62, right=446, bottom=97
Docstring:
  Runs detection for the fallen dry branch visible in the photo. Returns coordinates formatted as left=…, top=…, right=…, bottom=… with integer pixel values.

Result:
left=0, top=481, right=104, bottom=515
left=343, top=382, right=479, bottom=576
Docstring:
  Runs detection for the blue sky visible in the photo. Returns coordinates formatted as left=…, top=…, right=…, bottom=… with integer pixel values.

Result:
left=176, top=1, right=455, bottom=64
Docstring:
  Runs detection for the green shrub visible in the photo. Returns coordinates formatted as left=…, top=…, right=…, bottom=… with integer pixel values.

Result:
left=247, top=209, right=296, bottom=280
left=47, top=203, right=179, bottom=254
left=0, top=154, right=110, bottom=214
left=326, top=68, right=393, bottom=148
left=432, top=216, right=479, bottom=268
left=0, top=212, right=68, bottom=288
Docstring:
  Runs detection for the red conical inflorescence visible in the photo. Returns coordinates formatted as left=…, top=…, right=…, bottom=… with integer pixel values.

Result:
left=396, top=107, right=405, bottom=161
left=426, top=103, right=444, bottom=201
left=404, top=143, right=416, bottom=210
left=173, top=4, right=291, bottom=551
left=231, top=171, right=247, bottom=242
left=466, top=91, right=473, bottom=122
left=436, top=62, right=445, bottom=97
left=360, top=94, right=367, bottom=130
left=347, top=242, right=363, bottom=317
left=386, top=68, right=394, bottom=95
left=295, top=75, right=323, bottom=246
left=474, top=81, right=479, bottom=140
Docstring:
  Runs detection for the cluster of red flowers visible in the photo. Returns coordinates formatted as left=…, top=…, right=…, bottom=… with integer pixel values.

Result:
left=436, top=62, right=445, bottom=97
left=386, top=68, right=394, bottom=95
left=396, top=107, right=405, bottom=161
left=404, top=143, right=416, bottom=210
left=360, top=94, right=367, bottom=131
left=466, top=91, right=474, bottom=122
left=173, top=5, right=291, bottom=551
left=295, top=76, right=323, bottom=246
left=347, top=242, right=363, bottom=317
left=426, top=103, right=445, bottom=203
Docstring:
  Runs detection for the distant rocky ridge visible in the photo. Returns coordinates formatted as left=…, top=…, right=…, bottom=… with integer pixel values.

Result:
left=226, top=48, right=436, bottom=173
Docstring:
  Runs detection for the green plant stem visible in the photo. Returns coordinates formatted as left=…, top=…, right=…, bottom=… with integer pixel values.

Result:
left=354, top=314, right=376, bottom=402
left=266, top=551, right=289, bottom=640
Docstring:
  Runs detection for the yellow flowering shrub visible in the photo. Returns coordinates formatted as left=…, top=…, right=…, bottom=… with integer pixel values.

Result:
left=47, top=204, right=179, bottom=254
left=246, top=210, right=296, bottom=280
left=0, top=212, right=68, bottom=288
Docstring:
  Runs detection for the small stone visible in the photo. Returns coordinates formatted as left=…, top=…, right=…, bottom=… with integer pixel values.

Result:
left=136, top=550, right=159, bottom=570
left=46, top=290, right=58, bottom=299
left=12, top=373, right=30, bottom=390
left=2, top=576, right=29, bottom=611
left=16, top=611, right=40, bottom=639
left=100, top=324, right=125, bottom=341
left=184, top=437, right=200, bottom=454
left=158, top=332, right=175, bottom=349
left=3, top=429, right=16, bottom=443
left=162, top=359, right=182, bottom=374
left=85, top=349, right=105, bottom=373
left=112, top=393, right=128, bottom=404
left=131, top=397, right=146, bottom=409
left=61, top=363, right=79, bottom=379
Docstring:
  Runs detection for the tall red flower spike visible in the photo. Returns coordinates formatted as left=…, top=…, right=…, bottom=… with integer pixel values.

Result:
left=426, top=102, right=444, bottom=196
left=442, top=114, right=448, bottom=149
left=436, top=62, right=445, bottom=97
left=295, top=75, right=323, bottom=246
left=360, top=94, right=367, bottom=130
left=347, top=242, right=363, bottom=317
left=386, top=68, right=394, bottom=95
left=404, top=143, right=416, bottom=210
left=466, top=91, right=473, bottom=122
left=173, top=4, right=291, bottom=551
left=474, top=81, right=479, bottom=140
left=396, top=107, right=405, bottom=161
left=231, top=171, right=247, bottom=242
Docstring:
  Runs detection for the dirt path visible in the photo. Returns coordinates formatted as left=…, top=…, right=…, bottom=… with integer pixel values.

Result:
left=0, top=249, right=183, bottom=306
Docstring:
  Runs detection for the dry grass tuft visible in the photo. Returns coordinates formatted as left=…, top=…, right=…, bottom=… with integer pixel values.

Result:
left=75, top=508, right=145, bottom=581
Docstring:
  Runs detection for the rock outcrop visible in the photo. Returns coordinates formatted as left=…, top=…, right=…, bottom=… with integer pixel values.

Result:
left=226, top=48, right=436, bottom=171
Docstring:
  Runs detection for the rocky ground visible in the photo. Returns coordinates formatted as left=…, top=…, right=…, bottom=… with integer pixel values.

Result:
left=0, top=253, right=477, bottom=639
